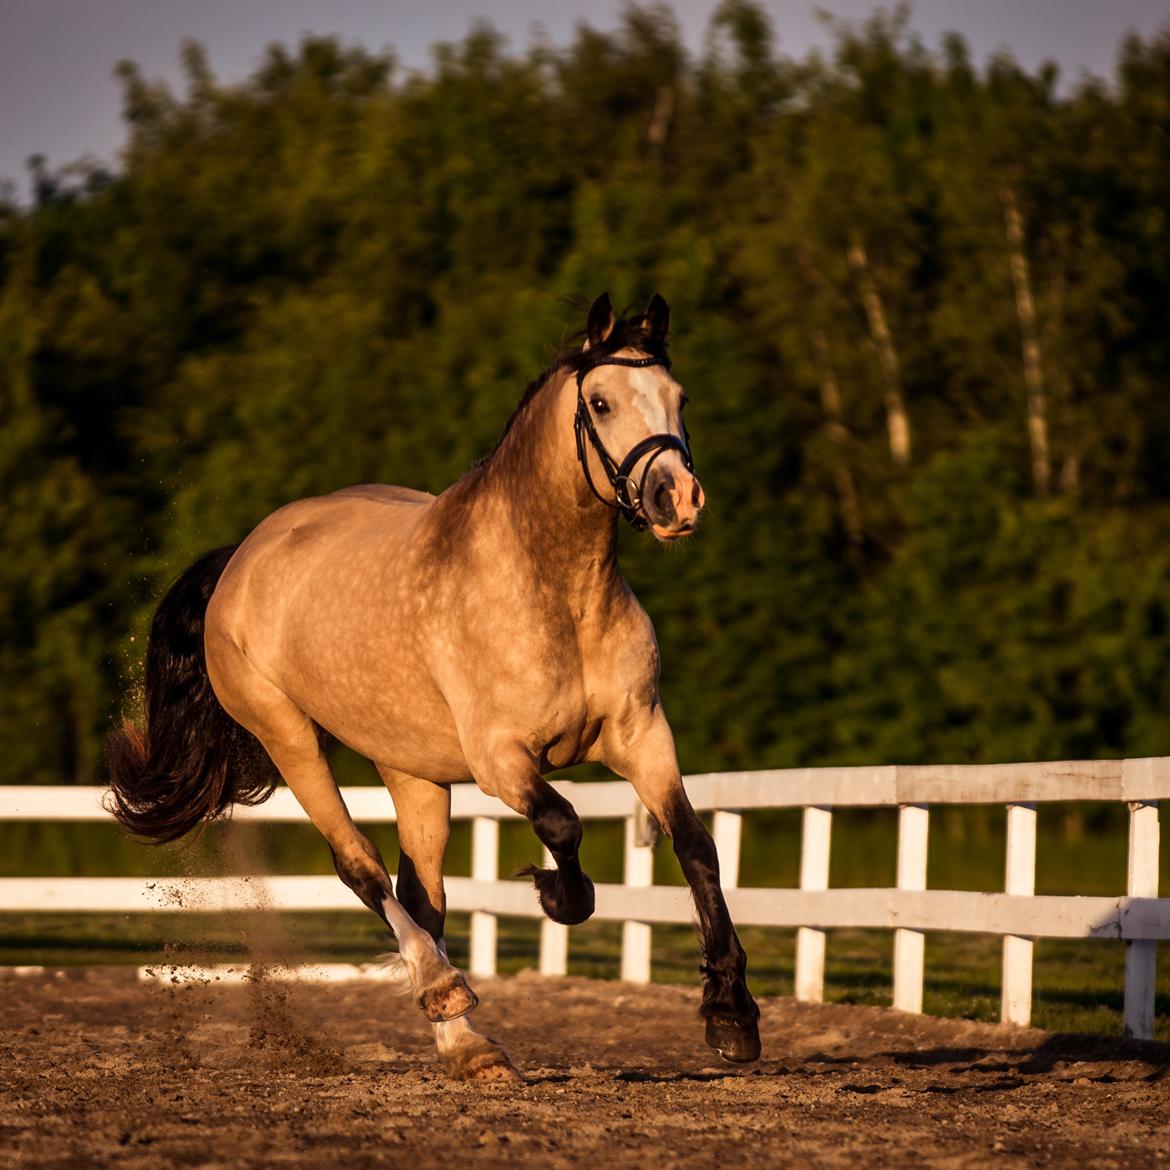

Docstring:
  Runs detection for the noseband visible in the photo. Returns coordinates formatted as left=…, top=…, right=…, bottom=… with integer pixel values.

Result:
left=573, top=354, right=695, bottom=531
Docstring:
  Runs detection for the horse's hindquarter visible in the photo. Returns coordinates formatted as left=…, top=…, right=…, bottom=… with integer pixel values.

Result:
left=205, top=486, right=472, bottom=779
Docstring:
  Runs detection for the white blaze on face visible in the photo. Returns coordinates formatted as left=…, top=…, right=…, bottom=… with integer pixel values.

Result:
left=608, top=365, right=687, bottom=474
left=627, top=365, right=675, bottom=433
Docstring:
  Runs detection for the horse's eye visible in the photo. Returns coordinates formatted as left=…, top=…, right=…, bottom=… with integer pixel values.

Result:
left=680, top=393, right=690, bottom=408
left=590, top=396, right=609, bottom=415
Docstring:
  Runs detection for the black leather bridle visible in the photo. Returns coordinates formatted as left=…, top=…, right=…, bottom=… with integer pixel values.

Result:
left=573, top=354, right=694, bottom=532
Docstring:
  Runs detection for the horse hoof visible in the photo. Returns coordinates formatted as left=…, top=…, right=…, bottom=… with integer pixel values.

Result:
left=420, top=972, right=479, bottom=1023
left=705, top=1016, right=761, bottom=1063
left=443, top=1037, right=524, bottom=1084
left=520, top=865, right=595, bottom=926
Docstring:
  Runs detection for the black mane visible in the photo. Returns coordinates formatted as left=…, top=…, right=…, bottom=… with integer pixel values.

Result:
left=485, top=310, right=672, bottom=458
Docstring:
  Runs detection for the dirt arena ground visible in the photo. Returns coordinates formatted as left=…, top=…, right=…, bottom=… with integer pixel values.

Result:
left=2, top=966, right=1169, bottom=1170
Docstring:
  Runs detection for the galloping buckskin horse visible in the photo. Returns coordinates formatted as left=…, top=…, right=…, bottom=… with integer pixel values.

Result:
left=108, top=293, right=761, bottom=1080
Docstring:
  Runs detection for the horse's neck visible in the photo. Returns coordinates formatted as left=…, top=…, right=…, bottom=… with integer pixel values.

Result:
left=475, top=370, right=620, bottom=583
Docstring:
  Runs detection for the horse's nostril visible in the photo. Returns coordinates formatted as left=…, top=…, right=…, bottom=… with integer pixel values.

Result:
left=692, top=481, right=702, bottom=507
left=654, top=480, right=672, bottom=513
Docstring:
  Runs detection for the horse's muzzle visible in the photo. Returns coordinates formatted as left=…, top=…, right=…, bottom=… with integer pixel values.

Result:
left=646, top=463, right=705, bottom=540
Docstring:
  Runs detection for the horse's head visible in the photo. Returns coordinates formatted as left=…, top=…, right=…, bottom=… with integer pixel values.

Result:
left=573, top=292, right=705, bottom=541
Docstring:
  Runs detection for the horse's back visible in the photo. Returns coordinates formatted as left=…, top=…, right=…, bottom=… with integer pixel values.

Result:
left=331, top=483, right=435, bottom=507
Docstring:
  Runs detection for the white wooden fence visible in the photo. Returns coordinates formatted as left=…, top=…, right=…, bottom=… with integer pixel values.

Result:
left=0, top=757, right=1166, bottom=1038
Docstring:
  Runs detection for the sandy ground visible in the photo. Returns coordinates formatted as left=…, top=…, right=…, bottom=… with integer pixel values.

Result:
left=2, top=966, right=1169, bottom=1170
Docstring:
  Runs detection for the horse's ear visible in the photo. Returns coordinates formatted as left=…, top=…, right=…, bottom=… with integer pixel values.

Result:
left=584, top=292, right=616, bottom=351
left=641, top=293, right=670, bottom=345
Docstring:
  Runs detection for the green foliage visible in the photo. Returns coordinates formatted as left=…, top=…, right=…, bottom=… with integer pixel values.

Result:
left=4, top=6, right=1170, bottom=783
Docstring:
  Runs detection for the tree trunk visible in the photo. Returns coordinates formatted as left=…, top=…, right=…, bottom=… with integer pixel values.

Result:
left=647, top=85, right=674, bottom=150
left=812, top=326, right=863, bottom=549
left=1001, top=186, right=1051, bottom=497
left=847, top=233, right=911, bottom=466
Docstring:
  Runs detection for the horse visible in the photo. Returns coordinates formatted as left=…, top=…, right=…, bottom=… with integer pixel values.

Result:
left=107, top=292, right=761, bottom=1080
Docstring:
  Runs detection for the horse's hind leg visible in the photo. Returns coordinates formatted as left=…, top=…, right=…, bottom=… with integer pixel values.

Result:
left=377, top=766, right=520, bottom=1082
left=376, top=767, right=450, bottom=943
left=205, top=648, right=476, bottom=1021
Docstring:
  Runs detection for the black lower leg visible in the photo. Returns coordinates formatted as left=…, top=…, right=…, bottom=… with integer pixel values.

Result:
left=394, top=853, right=446, bottom=942
left=519, top=787, right=595, bottom=926
left=329, top=841, right=394, bottom=926
left=664, top=792, right=761, bottom=1062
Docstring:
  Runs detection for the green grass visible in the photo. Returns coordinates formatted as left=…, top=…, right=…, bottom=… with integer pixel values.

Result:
left=1, top=801, right=1166, bottom=1039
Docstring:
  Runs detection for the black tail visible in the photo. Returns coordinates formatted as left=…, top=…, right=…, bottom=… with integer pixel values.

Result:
left=106, top=545, right=277, bottom=843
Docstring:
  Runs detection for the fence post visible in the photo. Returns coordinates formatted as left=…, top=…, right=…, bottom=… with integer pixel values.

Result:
left=1124, top=800, right=1159, bottom=1040
left=1001, top=802, right=1037, bottom=1025
left=469, top=816, right=498, bottom=978
left=539, top=845, right=569, bottom=976
left=893, top=804, right=929, bottom=1013
left=712, top=810, right=743, bottom=889
left=795, top=806, right=832, bottom=1002
left=621, top=812, right=654, bottom=983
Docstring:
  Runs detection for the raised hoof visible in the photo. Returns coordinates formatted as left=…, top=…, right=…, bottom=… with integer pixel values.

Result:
left=520, top=865, right=595, bottom=926
left=443, top=1037, right=524, bottom=1084
left=419, top=971, right=479, bottom=1023
left=705, top=1016, right=761, bottom=1064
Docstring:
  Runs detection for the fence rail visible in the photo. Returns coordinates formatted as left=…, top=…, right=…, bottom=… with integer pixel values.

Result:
left=0, top=757, right=1166, bottom=1038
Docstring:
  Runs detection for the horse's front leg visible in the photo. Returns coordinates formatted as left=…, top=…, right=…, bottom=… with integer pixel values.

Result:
left=609, top=712, right=761, bottom=1063
left=470, top=743, right=595, bottom=926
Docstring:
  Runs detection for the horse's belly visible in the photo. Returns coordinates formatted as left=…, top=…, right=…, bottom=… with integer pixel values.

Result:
left=275, top=635, right=472, bottom=782
left=325, top=687, right=470, bottom=781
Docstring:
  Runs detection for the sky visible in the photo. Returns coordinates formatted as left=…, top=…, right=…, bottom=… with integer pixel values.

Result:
left=2, top=0, right=1169, bottom=199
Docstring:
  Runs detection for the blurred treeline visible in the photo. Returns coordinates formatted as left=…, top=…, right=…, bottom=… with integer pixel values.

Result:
left=4, top=2, right=1170, bottom=787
